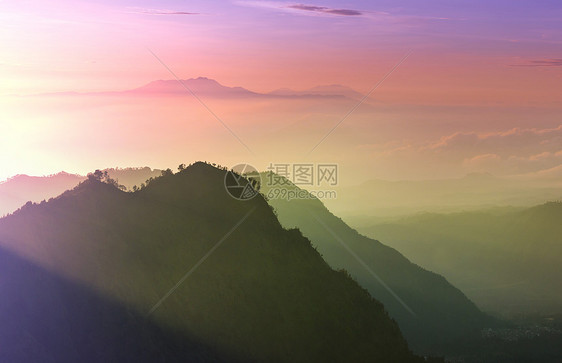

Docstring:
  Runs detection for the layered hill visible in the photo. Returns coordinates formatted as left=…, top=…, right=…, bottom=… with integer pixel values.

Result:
left=0, top=162, right=421, bottom=362
left=0, top=167, right=161, bottom=216
left=0, top=172, right=84, bottom=217
left=262, top=175, right=495, bottom=355
left=359, top=202, right=562, bottom=315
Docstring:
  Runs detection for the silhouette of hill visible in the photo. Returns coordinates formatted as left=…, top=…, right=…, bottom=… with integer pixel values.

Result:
left=28, top=78, right=361, bottom=100
left=0, top=162, right=422, bottom=362
left=0, top=172, right=84, bottom=217
left=0, top=167, right=161, bottom=216
left=129, top=77, right=261, bottom=97
left=261, top=175, right=495, bottom=356
left=359, top=202, right=562, bottom=316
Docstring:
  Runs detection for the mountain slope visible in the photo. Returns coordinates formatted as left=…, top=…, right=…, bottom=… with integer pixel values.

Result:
left=0, top=246, right=227, bottom=362
left=0, top=162, right=421, bottom=362
left=0, top=172, right=84, bottom=217
left=359, top=202, right=562, bottom=315
left=0, top=167, right=161, bottom=216
left=262, top=176, right=495, bottom=355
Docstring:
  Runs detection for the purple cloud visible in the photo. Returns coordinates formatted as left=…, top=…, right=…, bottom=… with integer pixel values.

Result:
left=129, top=8, right=200, bottom=16
left=287, top=3, right=362, bottom=16
left=511, top=58, right=562, bottom=67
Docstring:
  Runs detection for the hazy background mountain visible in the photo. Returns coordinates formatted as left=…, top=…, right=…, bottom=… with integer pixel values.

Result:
left=5, top=168, right=561, bottom=221
left=128, top=77, right=261, bottom=98
left=0, top=172, right=85, bottom=217
left=0, top=162, right=422, bottom=362
left=325, top=172, right=562, bottom=222
left=261, top=175, right=495, bottom=356
left=31, top=77, right=363, bottom=101
left=0, top=167, right=161, bottom=216
left=357, top=202, right=562, bottom=317
left=7, top=80, right=562, bottom=185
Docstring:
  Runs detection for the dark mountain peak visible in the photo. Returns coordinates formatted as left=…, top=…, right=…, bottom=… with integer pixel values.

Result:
left=74, top=177, right=120, bottom=192
left=42, top=178, right=126, bottom=212
left=0, top=162, right=420, bottom=362
left=186, top=160, right=218, bottom=170
left=150, top=161, right=223, bottom=183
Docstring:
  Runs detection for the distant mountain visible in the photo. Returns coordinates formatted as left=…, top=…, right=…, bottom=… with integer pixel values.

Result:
left=0, top=162, right=422, bottom=362
left=262, top=175, right=495, bottom=356
left=128, top=77, right=261, bottom=97
left=29, top=77, right=362, bottom=100
left=0, top=172, right=84, bottom=217
left=359, top=202, right=562, bottom=316
left=0, top=168, right=161, bottom=217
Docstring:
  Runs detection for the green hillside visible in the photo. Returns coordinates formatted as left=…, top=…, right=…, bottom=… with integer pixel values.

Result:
left=359, top=202, right=562, bottom=316
left=262, top=174, right=495, bottom=355
left=0, top=162, right=421, bottom=362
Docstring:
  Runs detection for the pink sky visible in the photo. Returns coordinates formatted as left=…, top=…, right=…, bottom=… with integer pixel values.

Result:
left=1, top=0, right=561, bottom=182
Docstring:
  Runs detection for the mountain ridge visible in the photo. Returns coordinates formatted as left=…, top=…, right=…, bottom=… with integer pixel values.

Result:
left=0, top=162, right=423, bottom=362
left=261, top=173, right=496, bottom=356
left=359, top=202, right=562, bottom=315
left=24, top=77, right=362, bottom=100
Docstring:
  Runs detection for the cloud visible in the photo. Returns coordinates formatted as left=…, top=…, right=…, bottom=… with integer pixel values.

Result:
left=286, top=4, right=362, bottom=16
left=423, top=126, right=562, bottom=174
left=128, top=8, right=200, bottom=16
left=426, top=126, right=562, bottom=155
left=358, top=125, right=562, bottom=177
left=236, top=1, right=364, bottom=17
left=235, top=1, right=449, bottom=29
left=510, top=58, right=562, bottom=67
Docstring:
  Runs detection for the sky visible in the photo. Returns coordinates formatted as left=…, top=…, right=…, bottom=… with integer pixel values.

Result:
left=1, top=0, right=561, bottom=183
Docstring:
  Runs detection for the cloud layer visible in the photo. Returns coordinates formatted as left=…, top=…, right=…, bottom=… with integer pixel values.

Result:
left=286, top=4, right=362, bottom=16
left=511, top=58, right=562, bottom=67
left=128, top=8, right=200, bottom=15
left=361, top=125, right=562, bottom=178
left=237, top=1, right=364, bottom=17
